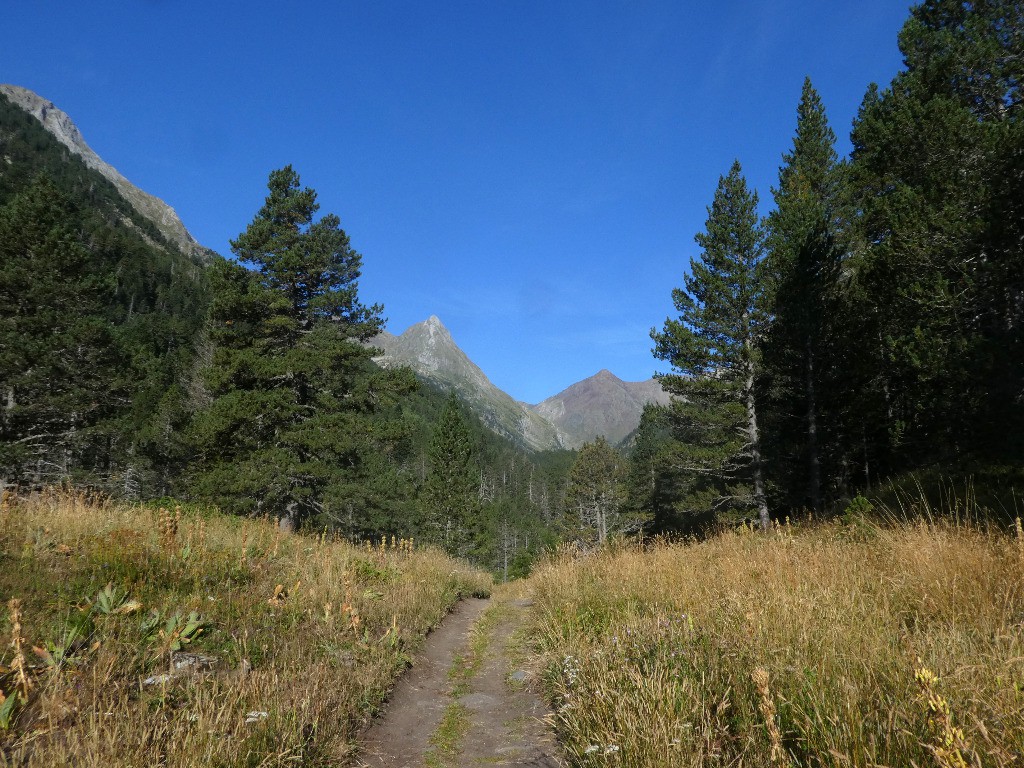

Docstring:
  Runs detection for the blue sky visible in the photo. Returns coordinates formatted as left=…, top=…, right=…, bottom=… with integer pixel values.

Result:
left=3, top=2, right=909, bottom=404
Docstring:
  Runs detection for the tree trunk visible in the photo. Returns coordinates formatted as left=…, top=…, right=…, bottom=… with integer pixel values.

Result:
left=501, top=521, right=509, bottom=583
left=862, top=428, right=871, bottom=492
left=280, top=500, right=298, bottom=532
left=745, top=365, right=770, bottom=531
left=805, top=341, right=823, bottom=514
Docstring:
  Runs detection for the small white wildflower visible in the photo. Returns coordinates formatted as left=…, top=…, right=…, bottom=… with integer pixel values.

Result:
left=584, top=745, right=600, bottom=754
left=604, top=744, right=620, bottom=754
left=562, top=655, right=581, bottom=686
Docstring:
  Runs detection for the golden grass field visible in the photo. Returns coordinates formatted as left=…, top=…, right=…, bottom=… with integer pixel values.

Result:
left=0, top=490, right=491, bottom=767
left=528, top=514, right=1024, bottom=767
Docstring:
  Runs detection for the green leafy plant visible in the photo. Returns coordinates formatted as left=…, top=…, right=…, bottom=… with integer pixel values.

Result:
left=89, top=583, right=142, bottom=616
left=145, top=610, right=209, bottom=658
left=32, top=609, right=96, bottom=671
left=0, top=689, right=21, bottom=730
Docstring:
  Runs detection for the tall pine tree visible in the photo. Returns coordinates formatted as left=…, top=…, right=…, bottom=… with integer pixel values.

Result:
left=848, top=0, right=1023, bottom=471
left=0, top=177, right=118, bottom=489
left=652, top=161, right=770, bottom=529
left=187, top=166, right=413, bottom=528
left=762, top=78, right=846, bottom=513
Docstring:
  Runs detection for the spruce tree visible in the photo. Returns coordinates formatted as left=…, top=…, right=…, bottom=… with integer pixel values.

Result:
left=421, top=393, right=479, bottom=555
left=652, top=161, right=770, bottom=529
left=621, top=404, right=677, bottom=532
left=0, top=123, right=210, bottom=498
left=762, top=78, right=845, bottom=513
left=187, top=166, right=411, bottom=528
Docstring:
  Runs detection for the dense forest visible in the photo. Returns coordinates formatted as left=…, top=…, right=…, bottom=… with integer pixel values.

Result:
left=1, top=0, right=1021, bottom=570
left=640, top=0, right=1023, bottom=532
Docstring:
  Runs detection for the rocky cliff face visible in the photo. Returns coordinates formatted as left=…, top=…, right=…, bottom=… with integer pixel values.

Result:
left=0, top=84, right=208, bottom=262
left=371, top=316, right=565, bottom=451
left=530, top=369, right=670, bottom=449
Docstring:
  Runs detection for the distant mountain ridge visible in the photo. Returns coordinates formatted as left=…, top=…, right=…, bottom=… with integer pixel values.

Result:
left=373, top=317, right=669, bottom=451
left=0, top=84, right=210, bottom=262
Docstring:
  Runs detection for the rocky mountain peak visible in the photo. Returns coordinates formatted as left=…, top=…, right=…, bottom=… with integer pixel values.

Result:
left=371, top=316, right=667, bottom=451
left=0, top=84, right=209, bottom=262
left=530, top=368, right=670, bottom=448
left=413, top=315, right=453, bottom=345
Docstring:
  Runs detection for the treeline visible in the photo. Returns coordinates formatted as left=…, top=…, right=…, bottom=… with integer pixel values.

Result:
left=629, top=0, right=1023, bottom=532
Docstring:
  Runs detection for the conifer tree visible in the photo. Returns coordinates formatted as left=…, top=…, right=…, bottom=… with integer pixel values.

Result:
left=652, top=161, right=770, bottom=529
left=0, top=177, right=117, bottom=488
left=622, top=404, right=676, bottom=532
left=187, top=166, right=411, bottom=528
left=762, top=78, right=845, bottom=513
left=0, top=106, right=212, bottom=497
left=421, top=393, right=479, bottom=554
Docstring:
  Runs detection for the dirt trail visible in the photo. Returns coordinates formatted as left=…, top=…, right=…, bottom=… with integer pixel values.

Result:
left=356, top=592, right=563, bottom=768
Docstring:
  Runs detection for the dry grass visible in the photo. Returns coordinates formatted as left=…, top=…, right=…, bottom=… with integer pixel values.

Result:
left=0, top=489, right=491, bottom=767
left=528, top=516, right=1024, bottom=767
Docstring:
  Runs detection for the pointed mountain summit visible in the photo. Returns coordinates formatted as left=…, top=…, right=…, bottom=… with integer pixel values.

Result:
left=0, top=84, right=209, bottom=262
left=371, top=317, right=564, bottom=451
left=530, top=369, right=670, bottom=449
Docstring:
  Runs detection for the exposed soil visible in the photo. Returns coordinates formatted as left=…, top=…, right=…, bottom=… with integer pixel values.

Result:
left=356, top=593, right=563, bottom=767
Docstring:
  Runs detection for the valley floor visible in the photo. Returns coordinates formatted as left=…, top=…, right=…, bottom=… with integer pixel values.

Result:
left=6, top=490, right=1024, bottom=767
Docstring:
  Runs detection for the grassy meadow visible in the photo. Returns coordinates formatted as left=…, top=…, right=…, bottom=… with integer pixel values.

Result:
left=528, top=512, right=1024, bottom=767
left=0, top=489, right=491, bottom=767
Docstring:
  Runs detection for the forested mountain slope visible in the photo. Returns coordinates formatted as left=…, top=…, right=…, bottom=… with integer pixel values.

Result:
left=0, top=84, right=211, bottom=262
left=0, top=89, right=213, bottom=497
